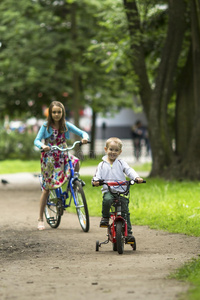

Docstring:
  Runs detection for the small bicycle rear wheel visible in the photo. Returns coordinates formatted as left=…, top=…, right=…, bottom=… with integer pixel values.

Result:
left=73, top=181, right=90, bottom=232
left=116, top=221, right=124, bottom=254
left=44, top=190, right=61, bottom=228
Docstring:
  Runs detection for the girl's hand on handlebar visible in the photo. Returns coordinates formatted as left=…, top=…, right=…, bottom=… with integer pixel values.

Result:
left=81, top=138, right=89, bottom=144
left=42, top=145, right=51, bottom=152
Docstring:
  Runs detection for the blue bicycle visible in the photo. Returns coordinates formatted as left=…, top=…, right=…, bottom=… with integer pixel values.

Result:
left=42, top=141, right=90, bottom=232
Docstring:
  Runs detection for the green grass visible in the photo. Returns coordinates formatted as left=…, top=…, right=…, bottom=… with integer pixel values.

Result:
left=0, top=159, right=151, bottom=174
left=170, top=259, right=200, bottom=300
left=0, top=159, right=41, bottom=173
left=1, top=159, right=200, bottom=299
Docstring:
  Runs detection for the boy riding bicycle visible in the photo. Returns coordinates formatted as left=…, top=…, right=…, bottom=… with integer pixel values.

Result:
left=92, top=137, right=144, bottom=243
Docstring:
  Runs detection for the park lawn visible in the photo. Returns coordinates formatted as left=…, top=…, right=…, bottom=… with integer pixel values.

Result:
left=0, top=159, right=151, bottom=174
left=0, top=159, right=41, bottom=174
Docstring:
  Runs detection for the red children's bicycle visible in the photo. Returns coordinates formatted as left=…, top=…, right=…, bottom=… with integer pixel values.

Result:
left=95, top=179, right=146, bottom=254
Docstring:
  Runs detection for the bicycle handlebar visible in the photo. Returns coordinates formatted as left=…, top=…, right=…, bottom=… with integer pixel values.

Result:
left=41, top=140, right=91, bottom=152
left=98, top=179, right=146, bottom=186
left=92, top=179, right=146, bottom=195
left=95, top=179, right=146, bottom=195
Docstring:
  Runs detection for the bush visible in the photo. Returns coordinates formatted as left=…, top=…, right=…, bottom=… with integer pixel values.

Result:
left=0, top=130, right=40, bottom=160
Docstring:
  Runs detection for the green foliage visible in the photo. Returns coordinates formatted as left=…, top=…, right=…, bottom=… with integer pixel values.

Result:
left=0, top=0, right=137, bottom=119
left=0, top=130, right=40, bottom=160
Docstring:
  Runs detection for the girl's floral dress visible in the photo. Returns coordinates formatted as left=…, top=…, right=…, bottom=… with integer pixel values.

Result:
left=41, top=128, right=79, bottom=190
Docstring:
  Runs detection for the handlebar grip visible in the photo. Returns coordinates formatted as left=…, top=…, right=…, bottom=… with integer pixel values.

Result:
left=134, top=179, right=146, bottom=184
left=98, top=180, right=104, bottom=186
left=79, top=140, right=91, bottom=146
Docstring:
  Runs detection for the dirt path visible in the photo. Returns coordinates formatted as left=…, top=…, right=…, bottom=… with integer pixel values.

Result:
left=0, top=179, right=199, bottom=300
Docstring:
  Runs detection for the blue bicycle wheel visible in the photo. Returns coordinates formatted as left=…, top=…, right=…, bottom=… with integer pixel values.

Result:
left=73, top=181, right=89, bottom=232
left=44, top=190, right=62, bottom=228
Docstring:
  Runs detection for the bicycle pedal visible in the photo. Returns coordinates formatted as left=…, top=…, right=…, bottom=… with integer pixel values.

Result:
left=100, top=224, right=108, bottom=228
left=126, top=241, right=134, bottom=245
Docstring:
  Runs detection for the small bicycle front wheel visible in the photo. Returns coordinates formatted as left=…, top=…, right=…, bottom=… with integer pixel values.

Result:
left=116, top=221, right=124, bottom=254
left=44, top=190, right=61, bottom=228
left=73, top=180, right=89, bottom=232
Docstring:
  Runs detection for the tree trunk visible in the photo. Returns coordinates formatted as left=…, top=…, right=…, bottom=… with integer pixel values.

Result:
left=71, top=3, right=80, bottom=128
left=149, top=0, right=187, bottom=176
left=124, top=0, right=187, bottom=177
left=180, top=0, right=200, bottom=179
left=166, top=0, right=200, bottom=180
left=89, top=109, right=97, bottom=158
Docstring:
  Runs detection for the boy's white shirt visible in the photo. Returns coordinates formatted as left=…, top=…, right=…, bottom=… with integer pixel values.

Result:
left=93, top=155, right=139, bottom=193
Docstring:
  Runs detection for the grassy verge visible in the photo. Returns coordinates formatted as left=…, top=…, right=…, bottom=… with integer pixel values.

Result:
left=170, top=258, right=200, bottom=300
left=0, top=159, right=151, bottom=174
left=0, top=159, right=41, bottom=174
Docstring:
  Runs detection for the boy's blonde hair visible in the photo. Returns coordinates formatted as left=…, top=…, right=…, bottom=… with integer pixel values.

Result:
left=105, top=137, right=123, bottom=150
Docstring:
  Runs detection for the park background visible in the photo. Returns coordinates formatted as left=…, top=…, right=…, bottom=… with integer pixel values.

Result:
left=0, top=1, right=200, bottom=299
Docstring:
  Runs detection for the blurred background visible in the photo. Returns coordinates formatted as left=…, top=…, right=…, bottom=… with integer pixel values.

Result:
left=0, top=0, right=199, bottom=179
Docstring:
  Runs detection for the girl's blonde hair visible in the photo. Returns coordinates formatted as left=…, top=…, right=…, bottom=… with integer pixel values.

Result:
left=106, top=137, right=123, bottom=150
left=47, top=101, right=67, bottom=133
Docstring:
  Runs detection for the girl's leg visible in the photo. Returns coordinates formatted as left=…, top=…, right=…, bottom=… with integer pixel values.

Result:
left=38, top=189, right=49, bottom=230
left=74, top=160, right=80, bottom=172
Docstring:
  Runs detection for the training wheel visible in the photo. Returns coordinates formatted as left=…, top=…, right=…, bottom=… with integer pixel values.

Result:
left=132, top=239, right=136, bottom=251
left=96, top=240, right=100, bottom=251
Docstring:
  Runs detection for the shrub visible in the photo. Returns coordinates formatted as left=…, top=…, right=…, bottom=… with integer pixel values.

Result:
left=0, top=130, right=40, bottom=160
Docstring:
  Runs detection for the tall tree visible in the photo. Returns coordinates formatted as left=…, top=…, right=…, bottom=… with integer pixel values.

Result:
left=123, top=0, right=200, bottom=179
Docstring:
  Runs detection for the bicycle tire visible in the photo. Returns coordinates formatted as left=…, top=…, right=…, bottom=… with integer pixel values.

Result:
left=116, top=221, right=124, bottom=254
left=73, top=180, right=90, bottom=232
left=44, top=190, right=61, bottom=228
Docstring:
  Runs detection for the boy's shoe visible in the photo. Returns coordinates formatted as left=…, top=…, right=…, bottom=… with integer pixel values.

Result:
left=125, top=235, right=135, bottom=244
left=100, top=217, right=109, bottom=227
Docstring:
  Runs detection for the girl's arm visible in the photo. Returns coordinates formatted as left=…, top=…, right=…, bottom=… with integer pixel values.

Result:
left=34, top=124, right=51, bottom=150
left=66, top=122, right=89, bottom=140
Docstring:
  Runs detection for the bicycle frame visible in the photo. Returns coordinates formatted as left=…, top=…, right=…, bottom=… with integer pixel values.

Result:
left=43, top=140, right=90, bottom=231
left=108, top=200, right=128, bottom=243
left=96, top=179, right=146, bottom=253
left=46, top=152, right=79, bottom=209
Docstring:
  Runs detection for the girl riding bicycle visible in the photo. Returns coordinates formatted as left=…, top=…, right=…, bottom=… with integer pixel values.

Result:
left=92, top=137, right=143, bottom=243
left=34, top=101, right=89, bottom=230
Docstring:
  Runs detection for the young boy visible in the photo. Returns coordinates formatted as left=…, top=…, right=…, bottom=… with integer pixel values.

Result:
left=92, top=137, right=144, bottom=243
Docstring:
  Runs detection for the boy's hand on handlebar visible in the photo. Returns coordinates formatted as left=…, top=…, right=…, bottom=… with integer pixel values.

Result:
left=135, top=177, right=144, bottom=183
left=92, top=181, right=100, bottom=187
